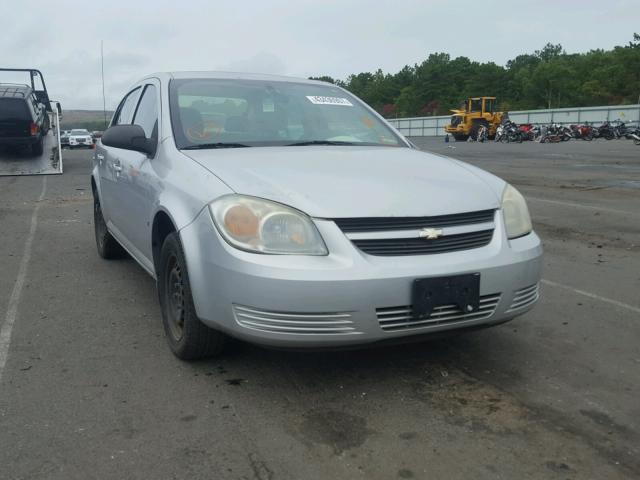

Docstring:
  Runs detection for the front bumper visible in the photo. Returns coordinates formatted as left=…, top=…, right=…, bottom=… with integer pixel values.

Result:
left=180, top=208, right=543, bottom=348
left=69, top=138, right=93, bottom=147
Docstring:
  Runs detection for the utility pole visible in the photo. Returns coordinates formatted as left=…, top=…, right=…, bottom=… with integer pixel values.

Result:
left=101, top=41, right=107, bottom=129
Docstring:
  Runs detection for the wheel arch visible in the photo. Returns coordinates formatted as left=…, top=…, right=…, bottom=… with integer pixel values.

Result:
left=152, top=208, right=179, bottom=273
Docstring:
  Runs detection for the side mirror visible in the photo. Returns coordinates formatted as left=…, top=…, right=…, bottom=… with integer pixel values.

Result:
left=102, top=124, right=156, bottom=157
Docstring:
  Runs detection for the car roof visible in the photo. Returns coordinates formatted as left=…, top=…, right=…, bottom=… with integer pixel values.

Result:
left=0, top=83, right=32, bottom=98
left=140, top=71, right=329, bottom=86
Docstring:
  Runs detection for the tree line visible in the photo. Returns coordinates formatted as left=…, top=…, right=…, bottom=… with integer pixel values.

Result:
left=311, top=34, right=640, bottom=118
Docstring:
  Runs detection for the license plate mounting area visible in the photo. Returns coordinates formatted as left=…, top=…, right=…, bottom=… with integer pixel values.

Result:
left=411, top=273, right=480, bottom=320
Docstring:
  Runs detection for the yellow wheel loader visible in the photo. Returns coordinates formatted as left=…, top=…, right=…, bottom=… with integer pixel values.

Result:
left=444, top=97, right=504, bottom=141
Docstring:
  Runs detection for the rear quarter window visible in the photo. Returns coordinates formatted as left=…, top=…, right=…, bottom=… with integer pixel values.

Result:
left=0, top=98, right=30, bottom=120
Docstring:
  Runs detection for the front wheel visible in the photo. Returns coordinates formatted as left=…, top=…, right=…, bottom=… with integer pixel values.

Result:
left=158, top=233, right=226, bottom=360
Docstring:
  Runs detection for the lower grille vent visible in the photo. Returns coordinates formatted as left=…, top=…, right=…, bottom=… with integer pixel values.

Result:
left=376, top=293, right=501, bottom=332
left=233, top=305, right=360, bottom=335
left=506, top=284, right=539, bottom=312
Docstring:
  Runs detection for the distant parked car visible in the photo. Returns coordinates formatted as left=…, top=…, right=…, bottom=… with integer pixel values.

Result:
left=60, top=130, right=70, bottom=147
left=68, top=128, right=93, bottom=148
left=91, top=130, right=104, bottom=143
left=0, top=83, right=50, bottom=156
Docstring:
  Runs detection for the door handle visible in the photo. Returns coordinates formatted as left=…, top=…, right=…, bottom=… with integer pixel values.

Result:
left=113, top=161, right=122, bottom=173
left=96, top=153, right=104, bottom=166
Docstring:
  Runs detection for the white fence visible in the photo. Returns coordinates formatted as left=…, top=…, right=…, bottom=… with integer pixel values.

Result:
left=387, top=104, right=640, bottom=137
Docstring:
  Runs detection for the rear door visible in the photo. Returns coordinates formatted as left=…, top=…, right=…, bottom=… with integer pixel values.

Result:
left=96, top=86, right=141, bottom=239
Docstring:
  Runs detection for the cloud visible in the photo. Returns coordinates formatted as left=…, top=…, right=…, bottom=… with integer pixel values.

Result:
left=218, top=52, right=287, bottom=75
left=2, top=0, right=638, bottom=109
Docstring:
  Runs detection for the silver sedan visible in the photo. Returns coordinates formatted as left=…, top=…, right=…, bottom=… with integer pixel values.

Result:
left=92, top=72, right=542, bottom=360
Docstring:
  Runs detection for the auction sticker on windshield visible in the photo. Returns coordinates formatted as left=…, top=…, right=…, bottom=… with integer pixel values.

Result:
left=306, top=96, right=353, bottom=106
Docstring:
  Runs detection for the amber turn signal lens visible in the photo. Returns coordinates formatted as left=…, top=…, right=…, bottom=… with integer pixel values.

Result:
left=224, top=205, right=259, bottom=237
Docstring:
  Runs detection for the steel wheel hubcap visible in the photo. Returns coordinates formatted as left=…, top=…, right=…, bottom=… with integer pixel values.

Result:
left=166, top=255, right=185, bottom=341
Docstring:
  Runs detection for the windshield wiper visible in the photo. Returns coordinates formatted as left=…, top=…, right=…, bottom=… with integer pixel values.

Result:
left=182, top=142, right=251, bottom=150
left=285, top=140, right=355, bottom=146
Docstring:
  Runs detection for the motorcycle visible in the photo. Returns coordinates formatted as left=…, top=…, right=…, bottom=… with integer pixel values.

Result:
left=597, top=122, right=616, bottom=140
left=529, top=125, right=543, bottom=141
left=498, top=121, right=523, bottom=143
left=518, top=123, right=535, bottom=141
left=625, top=126, right=640, bottom=145
left=538, top=124, right=563, bottom=143
left=612, top=120, right=629, bottom=139
left=570, top=123, right=594, bottom=141
left=543, top=123, right=571, bottom=141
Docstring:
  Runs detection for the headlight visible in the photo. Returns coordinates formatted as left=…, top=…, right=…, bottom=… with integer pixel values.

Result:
left=501, top=184, right=532, bottom=239
left=209, top=195, right=328, bottom=255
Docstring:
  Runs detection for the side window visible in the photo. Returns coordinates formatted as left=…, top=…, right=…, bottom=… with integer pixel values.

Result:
left=132, top=85, right=158, bottom=138
left=112, top=87, right=141, bottom=126
left=30, top=94, right=40, bottom=113
left=484, top=98, right=494, bottom=113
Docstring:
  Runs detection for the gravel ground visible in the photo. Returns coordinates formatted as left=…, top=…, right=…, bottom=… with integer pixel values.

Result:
left=0, top=138, right=638, bottom=480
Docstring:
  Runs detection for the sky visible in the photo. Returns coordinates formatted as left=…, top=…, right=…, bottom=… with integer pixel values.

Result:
left=1, top=0, right=638, bottom=110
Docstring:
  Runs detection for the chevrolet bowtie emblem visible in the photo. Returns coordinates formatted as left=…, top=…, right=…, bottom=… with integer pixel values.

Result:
left=419, top=228, right=443, bottom=240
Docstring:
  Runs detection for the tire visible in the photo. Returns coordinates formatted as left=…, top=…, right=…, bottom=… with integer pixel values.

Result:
left=94, top=193, right=126, bottom=259
left=31, top=137, right=44, bottom=156
left=158, top=232, right=226, bottom=360
left=583, top=133, right=593, bottom=141
left=470, top=121, right=488, bottom=142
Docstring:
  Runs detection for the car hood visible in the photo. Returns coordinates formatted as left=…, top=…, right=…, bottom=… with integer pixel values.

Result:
left=182, top=146, right=503, bottom=218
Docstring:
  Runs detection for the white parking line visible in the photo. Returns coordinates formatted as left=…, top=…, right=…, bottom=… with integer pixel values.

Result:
left=0, top=177, right=47, bottom=382
left=541, top=279, right=640, bottom=315
left=527, top=197, right=637, bottom=216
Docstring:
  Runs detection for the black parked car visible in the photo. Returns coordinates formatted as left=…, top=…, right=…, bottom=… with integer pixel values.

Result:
left=0, top=83, right=49, bottom=156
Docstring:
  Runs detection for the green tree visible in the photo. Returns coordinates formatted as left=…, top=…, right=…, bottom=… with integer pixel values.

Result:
left=310, top=34, right=640, bottom=116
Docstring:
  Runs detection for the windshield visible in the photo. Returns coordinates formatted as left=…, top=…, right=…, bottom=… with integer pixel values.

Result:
left=71, top=129, right=89, bottom=135
left=169, top=78, right=404, bottom=149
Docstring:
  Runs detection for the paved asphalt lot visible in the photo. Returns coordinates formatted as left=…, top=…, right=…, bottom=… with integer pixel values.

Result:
left=0, top=139, right=639, bottom=479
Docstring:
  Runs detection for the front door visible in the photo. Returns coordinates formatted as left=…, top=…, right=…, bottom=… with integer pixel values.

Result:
left=98, top=86, right=142, bottom=251
left=111, top=81, right=160, bottom=267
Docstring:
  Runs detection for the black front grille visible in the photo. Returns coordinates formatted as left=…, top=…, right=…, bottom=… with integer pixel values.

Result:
left=352, top=229, right=494, bottom=256
left=333, top=209, right=495, bottom=233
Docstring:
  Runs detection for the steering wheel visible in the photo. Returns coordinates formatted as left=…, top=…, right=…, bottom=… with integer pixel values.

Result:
left=186, top=120, right=220, bottom=142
